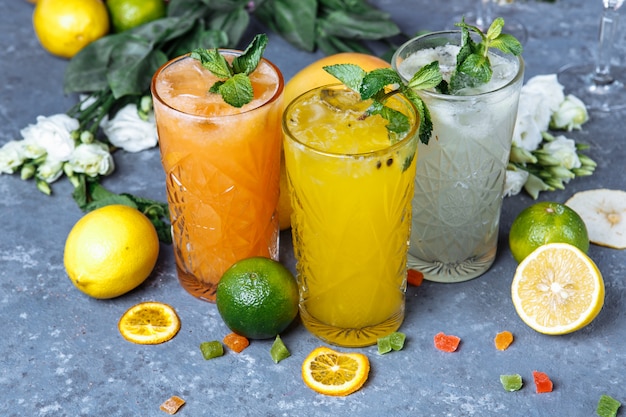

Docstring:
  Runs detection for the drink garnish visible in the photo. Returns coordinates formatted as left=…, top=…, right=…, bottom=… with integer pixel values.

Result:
left=322, top=17, right=522, bottom=145
left=190, top=34, right=268, bottom=108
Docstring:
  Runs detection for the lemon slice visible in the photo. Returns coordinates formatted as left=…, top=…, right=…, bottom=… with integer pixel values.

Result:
left=118, top=302, right=181, bottom=344
left=301, top=346, right=370, bottom=396
left=511, top=243, right=605, bottom=335
left=565, top=189, right=626, bottom=249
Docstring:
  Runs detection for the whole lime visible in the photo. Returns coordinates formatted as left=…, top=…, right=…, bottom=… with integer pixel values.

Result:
left=216, top=257, right=299, bottom=339
left=106, top=0, right=166, bottom=33
left=509, top=201, right=589, bottom=263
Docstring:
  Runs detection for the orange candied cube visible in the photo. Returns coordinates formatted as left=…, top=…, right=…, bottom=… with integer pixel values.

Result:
left=223, top=332, right=250, bottom=353
left=494, top=330, right=514, bottom=351
left=532, top=371, right=554, bottom=393
left=407, top=269, right=424, bottom=286
left=160, top=395, right=185, bottom=415
left=434, top=332, right=461, bottom=352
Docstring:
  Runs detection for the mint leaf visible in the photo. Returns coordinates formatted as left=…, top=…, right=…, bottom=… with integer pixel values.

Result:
left=191, top=34, right=267, bottom=108
left=232, top=33, right=268, bottom=75
left=360, top=68, right=403, bottom=99
left=323, top=63, right=367, bottom=91
left=218, top=73, right=254, bottom=108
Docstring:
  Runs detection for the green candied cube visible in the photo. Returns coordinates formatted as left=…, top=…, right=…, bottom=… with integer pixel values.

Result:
left=500, top=374, right=523, bottom=392
left=200, top=341, right=224, bottom=360
left=377, top=336, right=392, bottom=355
left=596, top=395, right=621, bottom=417
left=389, top=332, right=406, bottom=351
left=270, top=335, right=290, bottom=364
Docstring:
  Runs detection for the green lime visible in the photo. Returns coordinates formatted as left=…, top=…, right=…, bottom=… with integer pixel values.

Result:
left=106, top=0, right=166, bottom=33
left=216, top=257, right=299, bottom=340
left=509, top=201, right=589, bottom=263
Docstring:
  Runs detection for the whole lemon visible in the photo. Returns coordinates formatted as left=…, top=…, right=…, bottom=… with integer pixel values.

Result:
left=509, top=201, right=589, bottom=263
left=64, top=205, right=160, bottom=299
left=106, top=0, right=166, bottom=33
left=216, top=257, right=299, bottom=339
left=33, top=0, right=110, bottom=59
left=279, top=52, right=391, bottom=229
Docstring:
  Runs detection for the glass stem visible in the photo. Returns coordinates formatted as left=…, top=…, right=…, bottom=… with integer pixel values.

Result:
left=476, top=0, right=493, bottom=29
left=593, top=5, right=621, bottom=85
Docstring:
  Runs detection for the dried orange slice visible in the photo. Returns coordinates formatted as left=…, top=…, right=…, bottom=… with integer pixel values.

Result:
left=301, top=346, right=370, bottom=396
left=511, top=243, right=604, bottom=335
left=118, top=301, right=181, bottom=344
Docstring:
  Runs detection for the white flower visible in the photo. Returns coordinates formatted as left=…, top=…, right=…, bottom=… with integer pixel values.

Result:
left=36, top=159, right=64, bottom=183
left=503, top=167, right=530, bottom=197
left=541, top=135, right=582, bottom=170
left=0, top=140, right=26, bottom=174
left=512, top=94, right=544, bottom=151
left=519, top=74, right=565, bottom=132
left=101, top=104, right=157, bottom=153
left=550, top=94, right=589, bottom=131
left=67, top=142, right=114, bottom=177
left=20, top=114, right=79, bottom=162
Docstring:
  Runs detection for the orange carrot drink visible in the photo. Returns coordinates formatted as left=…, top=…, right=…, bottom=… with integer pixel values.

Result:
left=151, top=37, right=284, bottom=302
left=283, top=84, right=419, bottom=347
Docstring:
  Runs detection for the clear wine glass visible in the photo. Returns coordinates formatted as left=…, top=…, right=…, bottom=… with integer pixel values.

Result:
left=450, top=0, right=528, bottom=44
left=558, top=0, right=626, bottom=112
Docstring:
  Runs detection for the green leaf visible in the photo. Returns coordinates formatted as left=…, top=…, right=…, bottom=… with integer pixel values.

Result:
left=490, top=33, right=523, bottom=56
left=207, top=7, right=250, bottom=47
left=360, top=68, right=403, bottom=99
left=323, top=63, right=366, bottom=92
left=191, top=48, right=232, bottom=78
left=255, top=0, right=317, bottom=52
left=219, top=73, right=254, bottom=107
left=108, top=44, right=168, bottom=98
left=232, top=33, right=268, bottom=75
left=407, top=61, right=443, bottom=91
left=318, top=10, right=400, bottom=40
left=457, top=53, right=492, bottom=85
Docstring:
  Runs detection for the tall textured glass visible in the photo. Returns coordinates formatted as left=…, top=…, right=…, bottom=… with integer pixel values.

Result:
left=283, top=84, right=419, bottom=347
left=392, top=31, right=524, bottom=283
left=151, top=51, right=284, bottom=302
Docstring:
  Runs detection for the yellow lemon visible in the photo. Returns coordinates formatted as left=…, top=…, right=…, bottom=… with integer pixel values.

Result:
left=302, top=346, right=370, bottom=396
left=64, top=205, right=160, bottom=299
left=511, top=243, right=604, bottom=335
left=33, top=0, right=110, bottom=59
left=279, top=52, right=391, bottom=229
left=106, top=0, right=166, bottom=33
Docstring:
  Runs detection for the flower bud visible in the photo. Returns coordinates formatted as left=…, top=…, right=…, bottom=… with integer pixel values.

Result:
left=509, top=146, right=537, bottom=164
left=20, top=163, right=36, bottom=180
left=548, top=165, right=575, bottom=181
left=80, top=130, right=95, bottom=144
left=578, top=154, right=597, bottom=168
left=36, top=179, right=52, bottom=195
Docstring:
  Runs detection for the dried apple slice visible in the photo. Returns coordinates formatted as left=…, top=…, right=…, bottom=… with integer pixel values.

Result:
left=565, top=189, right=626, bottom=249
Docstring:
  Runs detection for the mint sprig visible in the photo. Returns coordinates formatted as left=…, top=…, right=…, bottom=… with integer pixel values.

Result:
left=190, top=34, right=268, bottom=108
left=446, top=17, right=523, bottom=93
left=324, top=62, right=441, bottom=145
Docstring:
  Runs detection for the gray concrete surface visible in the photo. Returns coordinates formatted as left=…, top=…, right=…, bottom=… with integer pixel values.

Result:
left=1, top=0, right=624, bottom=416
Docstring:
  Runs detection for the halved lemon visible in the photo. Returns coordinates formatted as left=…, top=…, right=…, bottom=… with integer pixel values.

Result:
left=118, top=302, right=181, bottom=344
left=511, top=243, right=605, bottom=335
left=301, top=346, right=370, bottom=396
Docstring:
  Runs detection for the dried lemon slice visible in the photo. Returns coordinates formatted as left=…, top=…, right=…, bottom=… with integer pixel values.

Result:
left=565, top=188, right=626, bottom=249
left=511, top=243, right=604, bottom=335
left=118, top=302, right=181, bottom=344
left=302, top=346, right=370, bottom=396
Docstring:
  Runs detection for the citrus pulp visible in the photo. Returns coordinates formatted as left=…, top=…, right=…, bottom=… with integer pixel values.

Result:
left=64, top=204, right=160, bottom=299
left=511, top=243, right=604, bottom=335
left=33, top=0, right=110, bottom=59
left=301, top=346, right=370, bottom=396
left=509, top=201, right=589, bottom=263
left=215, top=257, right=298, bottom=339
left=118, top=301, right=180, bottom=344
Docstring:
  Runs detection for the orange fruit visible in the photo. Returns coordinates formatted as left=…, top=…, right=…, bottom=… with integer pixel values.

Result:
left=302, top=346, right=370, bottom=396
left=215, top=257, right=298, bottom=339
left=511, top=243, right=604, bottom=335
left=118, top=301, right=181, bottom=344
left=64, top=204, right=159, bottom=299
left=279, top=52, right=391, bottom=229
left=509, top=201, right=589, bottom=263
left=33, top=0, right=110, bottom=59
